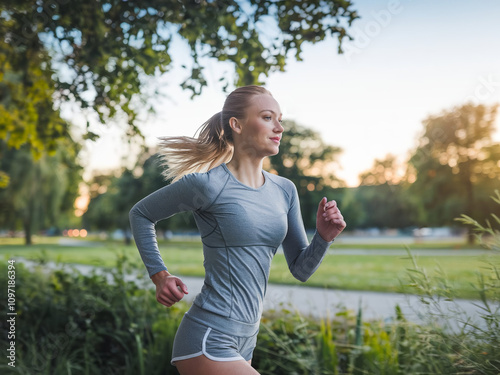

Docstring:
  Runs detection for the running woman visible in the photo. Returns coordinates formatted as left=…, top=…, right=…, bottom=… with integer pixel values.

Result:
left=129, top=85, right=346, bottom=375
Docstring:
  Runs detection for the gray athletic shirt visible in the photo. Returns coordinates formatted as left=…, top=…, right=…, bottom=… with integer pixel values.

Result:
left=129, top=163, right=333, bottom=335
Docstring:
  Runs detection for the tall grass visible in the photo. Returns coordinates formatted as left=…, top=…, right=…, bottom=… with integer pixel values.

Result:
left=254, top=305, right=403, bottom=375
left=396, top=190, right=500, bottom=374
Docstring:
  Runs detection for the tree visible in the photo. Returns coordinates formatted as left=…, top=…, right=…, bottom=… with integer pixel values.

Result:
left=267, top=120, right=344, bottom=227
left=341, top=155, right=420, bottom=229
left=84, top=168, right=143, bottom=243
left=0, top=138, right=82, bottom=244
left=349, top=185, right=420, bottom=229
left=0, top=0, right=358, bottom=153
left=0, top=32, right=70, bottom=175
left=359, top=154, right=402, bottom=186
left=336, top=187, right=365, bottom=228
left=408, top=103, right=500, bottom=242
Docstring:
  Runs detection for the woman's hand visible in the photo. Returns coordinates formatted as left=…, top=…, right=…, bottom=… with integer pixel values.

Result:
left=316, top=197, right=346, bottom=242
left=151, top=270, right=189, bottom=307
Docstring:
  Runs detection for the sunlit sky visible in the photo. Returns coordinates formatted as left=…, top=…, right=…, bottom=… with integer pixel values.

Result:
left=71, top=0, right=500, bottom=187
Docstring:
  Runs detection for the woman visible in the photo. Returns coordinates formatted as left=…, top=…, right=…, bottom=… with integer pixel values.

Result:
left=129, top=85, right=346, bottom=375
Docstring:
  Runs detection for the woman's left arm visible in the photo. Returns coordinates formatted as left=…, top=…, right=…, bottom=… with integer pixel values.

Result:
left=282, top=187, right=346, bottom=282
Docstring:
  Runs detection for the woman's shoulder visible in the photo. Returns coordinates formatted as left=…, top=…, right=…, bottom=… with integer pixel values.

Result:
left=177, top=164, right=228, bottom=193
left=264, top=171, right=297, bottom=196
left=165, top=165, right=228, bottom=210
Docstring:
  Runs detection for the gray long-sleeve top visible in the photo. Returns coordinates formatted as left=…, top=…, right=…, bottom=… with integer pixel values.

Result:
left=129, top=163, right=333, bottom=335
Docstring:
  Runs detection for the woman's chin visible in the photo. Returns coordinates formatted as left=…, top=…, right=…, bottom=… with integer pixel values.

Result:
left=268, top=147, right=280, bottom=156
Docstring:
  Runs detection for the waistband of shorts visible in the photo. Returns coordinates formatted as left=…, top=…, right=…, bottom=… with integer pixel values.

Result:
left=186, top=304, right=260, bottom=337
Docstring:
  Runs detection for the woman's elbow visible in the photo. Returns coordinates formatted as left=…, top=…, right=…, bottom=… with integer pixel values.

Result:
left=290, top=267, right=311, bottom=283
left=129, top=203, right=142, bottom=224
left=129, top=205, right=137, bottom=220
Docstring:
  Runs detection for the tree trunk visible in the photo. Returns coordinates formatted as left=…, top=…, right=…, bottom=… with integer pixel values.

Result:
left=24, top=219, right=32, bottom=246
left=124, top=229, right=131, bottom=245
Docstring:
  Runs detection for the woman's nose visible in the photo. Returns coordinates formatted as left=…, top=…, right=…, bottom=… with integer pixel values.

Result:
left=274, top=121, right=284, bottom=133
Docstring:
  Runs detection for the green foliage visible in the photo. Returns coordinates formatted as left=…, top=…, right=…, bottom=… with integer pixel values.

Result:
left=0, top=0, right=358, bottom=151
left=0, top=138, right=82, bottom=244
left=0, top=171, right=9, bottom=188
left=255, top=306, right=414, bottom=375
left=0, top=253, right=186, bottom=375
left=336, top=187, right=366, bottom=228
left=408, top=103, right=500, bottom=230
left=318, top=318, right=339, bottom=374
left=0, top=34, right=69, bottom=158
left=345, top=184, right=420, bottom=229
left=338, top=154, right=423, bottom=229
left=255, top=310, right=322, bottom=374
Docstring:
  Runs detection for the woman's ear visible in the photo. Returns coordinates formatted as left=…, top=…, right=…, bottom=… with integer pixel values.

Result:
left=229, top=117, right=243, bottom=135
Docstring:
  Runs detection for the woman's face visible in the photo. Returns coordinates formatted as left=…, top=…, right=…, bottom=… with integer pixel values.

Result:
left=235, top=94, right=284, bottom=158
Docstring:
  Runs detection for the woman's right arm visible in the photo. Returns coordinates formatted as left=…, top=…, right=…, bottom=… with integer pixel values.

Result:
left=129, top=173, right=212, bottom=304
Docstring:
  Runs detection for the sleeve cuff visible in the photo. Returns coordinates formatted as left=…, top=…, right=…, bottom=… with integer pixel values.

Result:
left=313, top=230, right=335, bottom=247
left=148, top=265, right=168, bottom=278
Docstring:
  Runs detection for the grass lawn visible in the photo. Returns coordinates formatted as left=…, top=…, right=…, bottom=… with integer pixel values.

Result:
left=1, top=236, right=497, bottom=299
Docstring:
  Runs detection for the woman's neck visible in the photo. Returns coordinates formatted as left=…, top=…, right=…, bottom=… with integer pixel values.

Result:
left=225, top=156, right=265, bottom=189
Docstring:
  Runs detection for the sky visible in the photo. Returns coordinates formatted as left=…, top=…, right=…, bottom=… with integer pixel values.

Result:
left=72, top=0, right=500, bottom=187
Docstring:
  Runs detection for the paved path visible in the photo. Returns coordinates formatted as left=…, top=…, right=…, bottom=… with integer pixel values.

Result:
left=179, top=276, right=488, bottom=329
left=16, top=258, right=496, bottom=330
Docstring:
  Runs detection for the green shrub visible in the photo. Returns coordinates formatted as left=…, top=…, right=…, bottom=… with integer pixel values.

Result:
left=0, top=252, right=186, bottom=375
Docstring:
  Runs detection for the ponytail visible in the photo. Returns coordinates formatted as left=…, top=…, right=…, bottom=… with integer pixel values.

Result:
left=158, top=85, right=271, bottom=182
left=158, top=112, right=233, bottom=182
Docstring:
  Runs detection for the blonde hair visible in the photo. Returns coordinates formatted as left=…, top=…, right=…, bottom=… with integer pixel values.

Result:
left=158, top=85, right=272, bottom=181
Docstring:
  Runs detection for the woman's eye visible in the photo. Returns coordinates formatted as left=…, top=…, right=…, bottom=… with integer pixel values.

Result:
left=264, top=116, right=272, bottom=120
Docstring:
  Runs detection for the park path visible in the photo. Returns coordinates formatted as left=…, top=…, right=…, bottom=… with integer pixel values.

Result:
left=15, top=257, right=495, bottom=330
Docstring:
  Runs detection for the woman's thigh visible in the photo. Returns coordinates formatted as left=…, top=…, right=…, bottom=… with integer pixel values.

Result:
left=176, top=355, right=260, bottom=375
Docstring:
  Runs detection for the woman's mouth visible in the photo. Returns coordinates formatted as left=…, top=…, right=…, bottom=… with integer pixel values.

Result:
left=270, top=137, right=281, bottom=144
